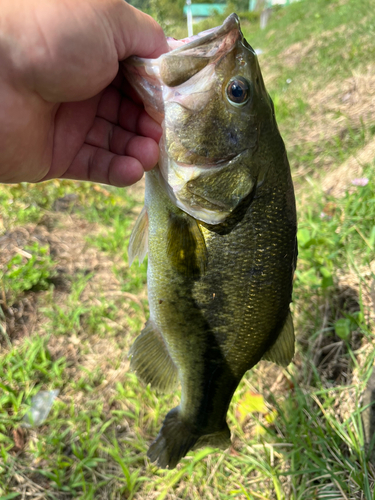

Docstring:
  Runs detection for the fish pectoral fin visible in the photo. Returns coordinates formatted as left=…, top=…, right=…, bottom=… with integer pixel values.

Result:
left=167, top=211, right=208, bottom=278
left=128, top=206, right=148, bottom=266
left=129, top=319, right=178, bottom=393
left=262, top=311, right=295, bottom=367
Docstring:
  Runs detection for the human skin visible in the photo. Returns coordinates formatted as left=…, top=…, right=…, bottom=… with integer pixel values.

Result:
left=0, top=0, right=168, bottom=185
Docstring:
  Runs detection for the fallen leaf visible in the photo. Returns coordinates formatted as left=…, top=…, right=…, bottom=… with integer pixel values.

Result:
left=12, top=428, right=26, bottom=452
left=237, top=391, right=267, bottom=424
left=265, top=409, right=278, bottom=424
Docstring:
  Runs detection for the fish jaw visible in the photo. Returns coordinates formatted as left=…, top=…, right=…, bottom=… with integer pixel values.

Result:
left=156, top=149, right=256, bottom=224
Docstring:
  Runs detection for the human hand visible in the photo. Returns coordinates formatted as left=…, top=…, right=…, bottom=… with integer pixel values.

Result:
left=0, top=0, right=168, bottom=186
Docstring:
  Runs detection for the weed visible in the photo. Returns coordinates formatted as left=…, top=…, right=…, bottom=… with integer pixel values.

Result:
left=1, top=242, right=57, bottom=304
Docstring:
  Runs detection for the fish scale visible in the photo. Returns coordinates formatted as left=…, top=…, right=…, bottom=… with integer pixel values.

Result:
left=123, top=13, right=297, bottom=469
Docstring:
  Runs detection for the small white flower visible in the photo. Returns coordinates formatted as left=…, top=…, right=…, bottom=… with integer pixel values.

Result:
left=351, top=178, right=369, bottom=186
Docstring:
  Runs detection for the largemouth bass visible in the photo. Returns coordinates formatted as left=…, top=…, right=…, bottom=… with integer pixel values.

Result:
left=123, top=13, right=297, bottom=469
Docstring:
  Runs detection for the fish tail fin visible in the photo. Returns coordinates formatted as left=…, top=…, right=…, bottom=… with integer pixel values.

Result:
left=193, top=425, right=231, bottom=451
left=147, top=407, right=231, bottom=469
left=147, top=407, right=198, bottom=469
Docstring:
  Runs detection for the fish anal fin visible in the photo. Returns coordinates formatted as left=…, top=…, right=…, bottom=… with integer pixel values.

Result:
left=128, top=206, right=148, bottom=266
left=262, top=311, right=295, bottom=367
left=167, top=211, right=207, bottom=278
left=129, top=319, right=178, bottom=393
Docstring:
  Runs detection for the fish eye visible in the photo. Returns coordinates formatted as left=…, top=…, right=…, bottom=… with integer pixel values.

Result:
left=226, top=77, right=251, bottom=107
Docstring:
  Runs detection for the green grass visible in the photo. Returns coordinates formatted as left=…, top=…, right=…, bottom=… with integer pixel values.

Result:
left=1, top=0, right=375, bottom=498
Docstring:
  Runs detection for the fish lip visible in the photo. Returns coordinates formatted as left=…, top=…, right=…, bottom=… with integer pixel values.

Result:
left=166, top=13, right=241, bottom=55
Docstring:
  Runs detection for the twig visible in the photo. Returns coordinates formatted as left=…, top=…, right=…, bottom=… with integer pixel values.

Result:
left=0, top=320, right=11, bottom=348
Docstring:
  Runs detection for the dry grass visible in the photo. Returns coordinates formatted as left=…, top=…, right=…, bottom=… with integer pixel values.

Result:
left=323, top=137, right=375, bottom=196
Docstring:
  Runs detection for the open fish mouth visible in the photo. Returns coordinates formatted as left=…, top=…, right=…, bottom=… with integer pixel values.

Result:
left=123, top=13, right=255, bottom=122
left=158, top=13, right=253, bottom=89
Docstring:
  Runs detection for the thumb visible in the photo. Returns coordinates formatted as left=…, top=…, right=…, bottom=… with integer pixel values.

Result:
left=107, top=2, right=169, bottom=60
left=16, top=0, right=168, bottom=102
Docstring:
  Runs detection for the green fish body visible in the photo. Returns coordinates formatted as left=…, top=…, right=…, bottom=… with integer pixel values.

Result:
left=123, top=14, right=297, bottom=469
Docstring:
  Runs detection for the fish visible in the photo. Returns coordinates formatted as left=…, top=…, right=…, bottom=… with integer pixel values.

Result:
left=122, top=13, right=297, bottom=469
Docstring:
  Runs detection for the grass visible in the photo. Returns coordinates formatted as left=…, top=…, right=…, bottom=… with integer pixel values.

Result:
left=1, top=0, right=375, bottom=498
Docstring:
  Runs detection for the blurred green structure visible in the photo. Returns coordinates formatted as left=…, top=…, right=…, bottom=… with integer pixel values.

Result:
left=183, top=3, right=227, bottom=19
left=249, top=0, right=301, bottom=10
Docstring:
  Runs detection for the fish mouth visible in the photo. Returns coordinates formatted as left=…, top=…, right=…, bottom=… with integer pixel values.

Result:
left=122, top=14, right=256, bottom=121
left=158, top=14, right=254, bottom=88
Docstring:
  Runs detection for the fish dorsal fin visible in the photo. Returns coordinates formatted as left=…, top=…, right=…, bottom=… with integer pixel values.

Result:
left=129, top=319, right=178, bottom=393
left=128, top=206, right=148, bottom=266
left=167, top=211, right=208, bottom=278
left=262, top=312, right=295, bottom=367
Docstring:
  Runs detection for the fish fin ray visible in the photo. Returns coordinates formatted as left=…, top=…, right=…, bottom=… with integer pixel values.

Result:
left=262, top=311, right=295, bottom=367
left=167, top=211, right=207, bottom=278
left=129, top=319, right=178, bottom=393
left=147, top=407, right=199, bottom=469
left=128, top=206, right=148, bottom=266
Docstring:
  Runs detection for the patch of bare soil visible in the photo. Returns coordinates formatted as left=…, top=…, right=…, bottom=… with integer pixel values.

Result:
left=0, top=211, right=145, bottom=396
left=0, top=215, right=99, bottom=342
left=45, top=216, right=145, bottom=403
left=262, top=27, right=375, bottom=154
left=281, top=38, right=317, bottom=70
left=337, top=261, right=375, bottom=325
left=287, top=65, right=375, bottom=193
left=0, top=223, right=54, bottom=343
left=322, top=136, right=375, bottom=196
left=302, top=65, right=375, bottom=145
